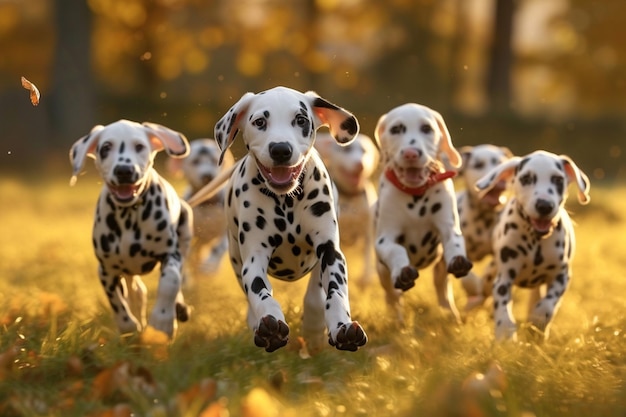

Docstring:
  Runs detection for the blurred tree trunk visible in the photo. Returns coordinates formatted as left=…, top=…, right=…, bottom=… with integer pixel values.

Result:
left=49, top=0, right=96, bottom=146
left=486, top=0, right=515, bottom=112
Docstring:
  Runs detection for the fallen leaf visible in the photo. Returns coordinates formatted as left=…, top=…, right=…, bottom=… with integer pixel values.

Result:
left=139, top=326, right=170, bottom=360
left=176, top=378, right=217, bottom=414
left=21, top=76, right=40, bottom=106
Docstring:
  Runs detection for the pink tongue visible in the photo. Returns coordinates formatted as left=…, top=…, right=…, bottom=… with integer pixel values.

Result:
left=113, top=185, right=136, bottom=200
left=269, top=167, right=294, bottom=185
left=532, top=219, right=552, bottom=232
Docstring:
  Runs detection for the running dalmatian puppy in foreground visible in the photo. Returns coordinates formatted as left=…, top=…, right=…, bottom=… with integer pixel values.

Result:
left=70, top=119, right=192, bottom=338
left=433, top=144, right=513, bottom=313
left=475, top=150, right=590, bottom=340
left=168, top=139, right=234, bottom=277
left=189, top=86, right=368, bottom=352
left=315, top=132, right=380, bottom=288
left=373, top=103, right=473, bottom=323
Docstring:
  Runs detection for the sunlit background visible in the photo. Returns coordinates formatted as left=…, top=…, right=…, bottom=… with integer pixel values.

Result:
left=0, top=0, right=624, bottom=180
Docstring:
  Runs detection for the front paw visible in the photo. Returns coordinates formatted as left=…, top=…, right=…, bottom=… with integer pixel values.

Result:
left=329, top=322, right=367, bottom=351
left=447, top=256, right=473, bottom=278
left=254, top=315, right=290, bottom=352
left=394, top=266, right=419, bottom=291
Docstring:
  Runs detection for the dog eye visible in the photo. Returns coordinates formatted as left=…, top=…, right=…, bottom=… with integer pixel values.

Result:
left=252, top=118, right=267, bottom=129
left=519, top=173, right=533, bottom=186
left=473, top=161, right=485, bottom=170
left=390, top=125, right=403, bottom=135
left=551, top=175, right=564, bottom=187
left=295, top=115, right=308, bottom=127
left=135, top=143, right=145, bottom=152
left=420, top=124, right=433, bottom=134
left=99, top=142, right=112, bottom=159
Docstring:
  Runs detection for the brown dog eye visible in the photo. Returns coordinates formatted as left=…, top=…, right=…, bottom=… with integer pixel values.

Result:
left=135, top=144, right=145, bottom=152
left=420, top=124, right=433, bottom=134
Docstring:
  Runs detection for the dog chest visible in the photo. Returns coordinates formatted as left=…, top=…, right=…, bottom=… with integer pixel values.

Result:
left=93, top=192, right=179, bottom=275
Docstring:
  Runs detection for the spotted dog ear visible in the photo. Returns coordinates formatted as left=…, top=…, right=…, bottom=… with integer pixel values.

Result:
left=214, top=92, right=255, bottom=165
left=431, top=108, right=461, bottom=168
left=560, top=155, right=590, bottom=205
left=69, top=124, right=105, bottom=186
left=374, top=112, right=391, bottom=164
left=305, top=91, right=359, bottom=146
left=475, top=156, right=521, bottom=198
left=142, top=122, right=189, bottom=158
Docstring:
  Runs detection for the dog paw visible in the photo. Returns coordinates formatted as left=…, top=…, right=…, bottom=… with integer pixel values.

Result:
left=175, top=302, right=191, bottom=322
left=329, top=321, right=368, bottom=352
left=447, top=256, right=473, bottom=278
left=394, top=266, right=419, bottom=291
left=254, top=315, right=290, bottom=352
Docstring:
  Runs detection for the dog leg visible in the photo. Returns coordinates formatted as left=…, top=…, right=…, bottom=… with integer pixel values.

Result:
left=528, top=272, right=569, bottom=340
left=375, top=239, right=418, bottom=291
left=149, top=256, right=184, bottom=338
left=492, top=271, right=517, bottom=341
left=99, top=266, right=143, bottom=334
left=125, top=275, right=147, bottom=329
left=200, top=234, right=228, bottom=274
left=241, top=252, right=289, bottom=352
left=301, top=267, right=327, bottom=354
left=433, top=259, right=462, bottom=323
left=316, top=240, right=367, bottom=351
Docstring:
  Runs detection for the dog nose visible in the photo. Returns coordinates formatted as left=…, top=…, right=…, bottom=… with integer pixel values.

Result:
left=535, top=199, right=554, bottom=216
left=269, top=142, right=293, bottom=164
left=114, top=165, right=135, bottom=183
left=401, top=148, right=422, bottom=161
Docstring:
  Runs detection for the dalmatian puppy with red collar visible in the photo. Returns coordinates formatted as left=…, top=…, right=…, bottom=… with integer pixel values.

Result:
left=70, top=119, right=192, bottom=338
left=433, top=144, right=513, bottom=314
left=315, top=132, right=379, bottom=288
left=168, top=139, right=234, bottom=276
left=190, top=86, right=368, bottom=352
left=373, top=103, right=473, bottom=323
left=475, top=150, right=590, bottom=340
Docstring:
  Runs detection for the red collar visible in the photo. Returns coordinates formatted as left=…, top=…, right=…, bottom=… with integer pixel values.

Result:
left=385, top=168, right=457, bottom=196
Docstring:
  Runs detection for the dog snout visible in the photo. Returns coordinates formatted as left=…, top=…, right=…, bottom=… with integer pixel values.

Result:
left=113, top=165, right=136, bottom=184
left=269, top=142, right=293, bottom=165
left=401, top=147, right=422, bottom=161
left=535, top=198, right=555, bottom=216
left=200, top=173, right=214, bottom=185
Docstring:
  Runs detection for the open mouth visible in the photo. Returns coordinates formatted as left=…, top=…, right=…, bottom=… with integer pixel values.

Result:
left=530, top=218, right=555, bottom=236
left=396, top=166, right=427, bottom=187
left=256, top=158, right=305, bottom=193
left=107, top=182, right=142, bottom=204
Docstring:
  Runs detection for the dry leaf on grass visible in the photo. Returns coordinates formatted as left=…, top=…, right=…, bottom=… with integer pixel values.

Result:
left=21, top=76, right=40, bottom=106
left=241, top=388, right=280, bottom=417
left=91, top=361, right=158, bottom=401
left=175, top=377, right=218, bottom=414
left=138, top=326, right=170, bottom=360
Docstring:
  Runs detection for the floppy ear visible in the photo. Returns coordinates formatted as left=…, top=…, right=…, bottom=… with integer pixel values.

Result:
left=142, top=122, right=189, bottom=157
left=561, top=155, right=590, bottom=205
left=69, top=124, right=105, bottom=186
left=305, top=91, right=359, bottom=145
left=457, top=146, right=474, bottom=174
left=360, top=134, right=380, bottom=171
left=431, top=109, right=461, bottom=168
left=214, top=92, right=255, bottom=165
left=313, top=131, right=336, bottom=164
left=475, top=157, right=521, bottom=198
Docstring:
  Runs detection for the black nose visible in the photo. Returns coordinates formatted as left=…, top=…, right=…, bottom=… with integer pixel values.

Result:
left=114, top=165, right=135, bottom=183
left=269, top=142, right=292, bottom=164
left=535, top=199, right=554, bottom=216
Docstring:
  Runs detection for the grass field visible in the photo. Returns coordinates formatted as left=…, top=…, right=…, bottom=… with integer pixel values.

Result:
left=1, top=173, right=625, bottom=417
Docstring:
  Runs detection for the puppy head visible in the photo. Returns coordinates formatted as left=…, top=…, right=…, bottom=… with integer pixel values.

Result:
left=458, top=144, right=512, bottom=207
left=374, top=103, right=460, bottom=188
left=315, top=132, right=379, bottom=192
left=476, top=150, right=590, bottom=236
left=168, top=139, right=234, bottom=192
left=214, top=86, right=359, bottom=195
left=69, top=119, right=189, bottom=205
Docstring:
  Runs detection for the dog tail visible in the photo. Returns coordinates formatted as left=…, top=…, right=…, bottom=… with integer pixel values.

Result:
left=187, top=160, right=240, bottom=207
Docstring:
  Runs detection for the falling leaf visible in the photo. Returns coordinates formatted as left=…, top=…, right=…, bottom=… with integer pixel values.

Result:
left=21, top=76, right=40, bottom=106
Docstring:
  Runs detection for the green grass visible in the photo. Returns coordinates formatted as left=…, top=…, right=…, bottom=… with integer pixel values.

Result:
left=1, top=174, right=626, bottom=416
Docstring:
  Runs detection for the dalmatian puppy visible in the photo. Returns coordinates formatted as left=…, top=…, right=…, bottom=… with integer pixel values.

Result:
left=191, top=86, right=368, bottom=352
left=373, top=103, right=473, bottom=323
left=433, top=144, right=513, bottom=312
left=69, top=119, right=192, bottom=338
left=475, top=150, right=590, bottom=340
left=168, top=139, right=234, bottom=276
left=315, top=132, right=379, bottom=287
